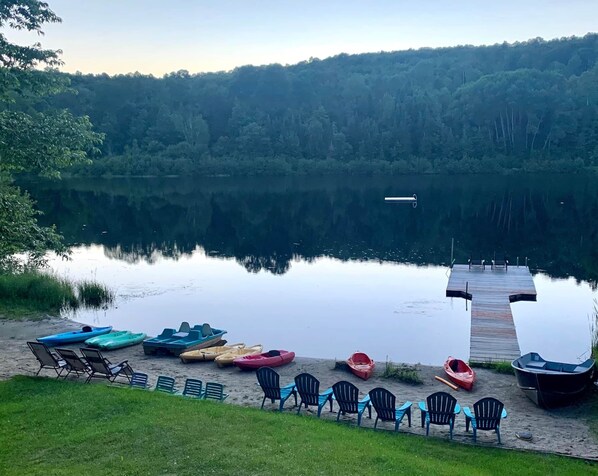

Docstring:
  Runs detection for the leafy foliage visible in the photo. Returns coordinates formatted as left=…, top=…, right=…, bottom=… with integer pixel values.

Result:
left=382, top=362, right=423, bottom=385
left=0, top=0, right=103, bottom=269
left=0, top=180, right=65, bottom=270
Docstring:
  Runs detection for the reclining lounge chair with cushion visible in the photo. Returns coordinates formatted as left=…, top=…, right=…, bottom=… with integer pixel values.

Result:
left=80, top=347, right=133, bottom=384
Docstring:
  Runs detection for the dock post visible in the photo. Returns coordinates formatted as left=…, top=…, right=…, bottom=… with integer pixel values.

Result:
left=450, top=238, right=454, bottom=266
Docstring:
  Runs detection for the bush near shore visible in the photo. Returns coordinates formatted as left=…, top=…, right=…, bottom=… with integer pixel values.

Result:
left=0, top=376, right=595, bottom=476
left=0, top=271, right=113, bottom=318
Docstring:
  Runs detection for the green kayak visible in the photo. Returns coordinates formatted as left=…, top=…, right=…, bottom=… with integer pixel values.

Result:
left=85, top=330, right=130, bottom=347
left=97, top=332, right=147, bottom=350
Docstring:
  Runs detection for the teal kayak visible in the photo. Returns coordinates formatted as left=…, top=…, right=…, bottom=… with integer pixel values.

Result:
left=85, top=330, right=130, bottom=347
left=98, top=332, right=147, bottom=350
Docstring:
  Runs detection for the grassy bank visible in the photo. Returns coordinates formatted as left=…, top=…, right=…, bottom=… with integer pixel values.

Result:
left=0, top=271, right=113, bottom=318
left=0, top=377, right=595, bottom=475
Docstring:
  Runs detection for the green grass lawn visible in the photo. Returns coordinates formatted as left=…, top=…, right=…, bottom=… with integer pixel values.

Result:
left=0, top=377, right=596, bottom=475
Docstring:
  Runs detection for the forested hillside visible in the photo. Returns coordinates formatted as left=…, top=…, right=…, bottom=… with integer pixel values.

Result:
left=45, top=35, right=598, bottom=175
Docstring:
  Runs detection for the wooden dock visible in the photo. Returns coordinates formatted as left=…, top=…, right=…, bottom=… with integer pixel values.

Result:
left=446, top=264, right=536, bottom=363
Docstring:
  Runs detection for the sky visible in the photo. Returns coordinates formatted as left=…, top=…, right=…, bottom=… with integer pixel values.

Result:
left=4, top=0, right=598, bottom=76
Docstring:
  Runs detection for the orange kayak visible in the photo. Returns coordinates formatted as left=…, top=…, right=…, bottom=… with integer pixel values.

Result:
left=347, top=352, right=375, bottom=380
left=444, top=356, right=475, bottom=391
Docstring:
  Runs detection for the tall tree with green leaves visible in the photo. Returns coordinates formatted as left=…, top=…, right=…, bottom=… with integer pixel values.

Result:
left=0, top=0, right=103, bottom=270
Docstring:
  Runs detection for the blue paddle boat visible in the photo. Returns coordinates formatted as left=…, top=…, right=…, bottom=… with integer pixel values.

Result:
left=37, top=326, right=113, bottom=346
left=143, top=322, right=226, bottom=356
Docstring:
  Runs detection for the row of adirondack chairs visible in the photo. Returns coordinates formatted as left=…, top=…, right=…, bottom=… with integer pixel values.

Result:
left=137, top=374, right=228, bottom=401
left=256, top=367, right=507, bottom=443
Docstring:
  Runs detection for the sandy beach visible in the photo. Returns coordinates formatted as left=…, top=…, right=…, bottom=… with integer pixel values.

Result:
left=2, top=317, right=597, bottom=461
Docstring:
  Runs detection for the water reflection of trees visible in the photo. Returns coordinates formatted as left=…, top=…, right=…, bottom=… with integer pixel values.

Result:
left=26, top=175, right=598, bottom=287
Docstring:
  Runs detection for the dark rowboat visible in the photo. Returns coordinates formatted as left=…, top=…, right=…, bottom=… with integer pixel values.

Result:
left=233, top=350, right=295, bottom=370
left=347, top=352, right=375, bottom=380
left=444, top=356, right=475, bottom=391
left=511, top=352, right=596, bottom=408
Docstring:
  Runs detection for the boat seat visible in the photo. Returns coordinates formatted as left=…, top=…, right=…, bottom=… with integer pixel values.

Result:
left=201, top=323, right=213, bottom=337
left=526, top=361, right=546, bottom=369
left=172, top=332, right=189, bottom=338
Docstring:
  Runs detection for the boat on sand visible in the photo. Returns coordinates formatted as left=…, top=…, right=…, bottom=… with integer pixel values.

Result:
left=215, top=345, right=263, bottom=368
left=38, top=326, right=113, bottom=346
left=512, top=352, right=596, bottom=408
left=444, top=356, right=475, bottom=391
left=234, top=350, right=295, bottom=370
left=347, top=352, right=375, bottom=380
left=180, top=343, right=244, bottom=363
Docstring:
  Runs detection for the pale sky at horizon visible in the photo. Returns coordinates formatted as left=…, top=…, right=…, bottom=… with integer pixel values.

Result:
left=4, top=0, right=598, bottom=76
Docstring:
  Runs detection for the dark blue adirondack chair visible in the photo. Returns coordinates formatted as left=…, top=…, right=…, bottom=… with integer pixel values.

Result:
left=418, top=391, right=461, bottom=439
left=155, top=375, right=176, bottom=394
left=294, top=372, right=334, bottom=417
left=256, top=367, right=297, bottom=411
left=332, top=380, right=372, bottom=426
left=182, top=378, right=204, bottom=398
left=129, top=372, right=149, bottom=389
left=203, top=382, right=229, bottom=402
left=368, top=387, right=412, bottom=431
left=464, top=397, right=507, bottom=443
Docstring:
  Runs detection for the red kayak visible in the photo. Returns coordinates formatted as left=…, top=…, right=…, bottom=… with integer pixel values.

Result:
left=233, top=350, right=295, bottom=370
left=347, top=352, right=375, bottom=380
left=444, top=356, right=476, bottom=391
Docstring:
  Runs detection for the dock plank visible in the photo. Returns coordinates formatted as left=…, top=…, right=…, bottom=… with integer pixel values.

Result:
left=446, top=264, right=536, bottom=363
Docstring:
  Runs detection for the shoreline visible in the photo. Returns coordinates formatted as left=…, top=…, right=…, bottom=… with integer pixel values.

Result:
left=1, top=316, right=597, bottom=461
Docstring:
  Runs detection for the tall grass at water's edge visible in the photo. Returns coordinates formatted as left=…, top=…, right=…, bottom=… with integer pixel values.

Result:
left=0, top=271, right=113, bottom=318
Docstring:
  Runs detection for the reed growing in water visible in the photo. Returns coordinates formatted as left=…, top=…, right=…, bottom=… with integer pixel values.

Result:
left=0, top=271, right=113, bottom=318
left=77, top=280, right=114, bottom=308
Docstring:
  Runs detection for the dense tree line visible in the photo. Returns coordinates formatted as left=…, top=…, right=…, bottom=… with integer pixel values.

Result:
left=43, top=34, right=598, bottom=176
left=27, top=174, right=598, bottom=288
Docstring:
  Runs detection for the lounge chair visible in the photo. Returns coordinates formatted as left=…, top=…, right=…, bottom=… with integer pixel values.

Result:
left=419, top=391, right=460, bottom=439
left=80, top=347, right=133, bottom=384
left=129, top=372, right=149, bottom=389
left=55, top=348, right=91, bottom=379
left=181, top=378, right=204, bottom=398
left=464, top=397, right=507, bottom=443
left=491, top=256, right=508, bottom=271
left=332, top=380, right=372, bottom=426
left=468, top=257, right=485, bottom=270
left=27, top=341, right=67, bottom=377
left=256, top=367, right=297, bottom=411
left=368, top=387, right=412, bottom=431
left=294, top=372, right=334, bottom=417
left=155, top=375, right=176, bottom=394
left=203, top=382, right=229, bottom=402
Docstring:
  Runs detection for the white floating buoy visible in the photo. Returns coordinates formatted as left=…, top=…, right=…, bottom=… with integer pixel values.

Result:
left=385, top=194, right=417, bottom=208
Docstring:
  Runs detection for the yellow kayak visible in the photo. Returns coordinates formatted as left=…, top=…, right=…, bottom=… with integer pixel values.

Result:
left=180, top=343, right=245, bottom=364
left=215, top=345, right=263, bottom=368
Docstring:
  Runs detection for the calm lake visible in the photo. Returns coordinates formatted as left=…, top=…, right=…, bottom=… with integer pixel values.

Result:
left=24, top=174, right=598, bottom=365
